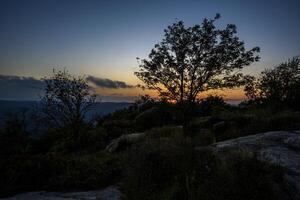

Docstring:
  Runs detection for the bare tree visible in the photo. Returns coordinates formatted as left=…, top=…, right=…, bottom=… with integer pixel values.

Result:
left=135, top=14, right=260, bottom=104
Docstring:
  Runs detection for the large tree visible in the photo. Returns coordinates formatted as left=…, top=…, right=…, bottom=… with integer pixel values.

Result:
left=135, top=14, right=260, bottom=103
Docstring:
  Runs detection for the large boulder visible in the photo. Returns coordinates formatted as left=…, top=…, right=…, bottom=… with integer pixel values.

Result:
left=210, top=131, right=300, bottom=199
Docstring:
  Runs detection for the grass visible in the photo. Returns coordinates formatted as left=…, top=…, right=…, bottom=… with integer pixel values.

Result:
left=122, top=126, right=286, bottom=200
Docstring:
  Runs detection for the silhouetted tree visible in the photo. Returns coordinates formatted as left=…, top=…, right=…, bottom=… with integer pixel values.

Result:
left=41, top=70, right=96, bottom=138
left=135, top=14, right=260, bottom=104
left=244, top=56, right=300, bottom=109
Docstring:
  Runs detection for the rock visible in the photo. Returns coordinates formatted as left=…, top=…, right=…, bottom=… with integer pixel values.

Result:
left=212, top=121, right=226, bottom=132
left=284, top=135, right=300, bottom=150
left=1, top=186, right=121, bottom=200
left=105, top=133, right=145, bottom=153
left=211, top=131, right=300, bottom=199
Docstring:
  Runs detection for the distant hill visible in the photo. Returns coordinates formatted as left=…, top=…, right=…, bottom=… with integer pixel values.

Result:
left=0, top=100, right=132, bottom=123
left=0, top=99, right=242, bottom=124
left=87, top=102, right=132, bottom=119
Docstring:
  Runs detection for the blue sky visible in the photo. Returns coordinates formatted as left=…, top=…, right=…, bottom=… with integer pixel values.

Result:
left=0, top=0, right=299, bottom=101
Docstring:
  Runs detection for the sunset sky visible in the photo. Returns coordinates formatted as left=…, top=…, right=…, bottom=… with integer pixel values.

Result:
left=0, top=0, right=300, bottom=101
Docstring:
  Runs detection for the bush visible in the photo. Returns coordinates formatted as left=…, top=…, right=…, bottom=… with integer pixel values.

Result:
left=0, top=111, right=32, bottom=156
left=0, top=151, right=121, bottom=197
left=46, top=152, right=121, bottom=189
left=145, top=126, right=184, bottom=139
left=215, top=109, right=300, bottom=141
left=134, top=104, right=183, bottom=131
left=183, top=117, right=219, bottom=145
left=192, top=129, right=215, bottom=146
left=198, top=95, right=230, bottom=116
left=35, top=125, right=108, bottom=154
left=102, top=119, right=134, bottom=140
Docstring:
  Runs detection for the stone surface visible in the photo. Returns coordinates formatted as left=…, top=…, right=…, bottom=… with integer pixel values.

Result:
left=1, top=186, right=121, bottom=200
left=105, top=133, right=145, bottom=153
left=212, top=131, right=300, bottom=199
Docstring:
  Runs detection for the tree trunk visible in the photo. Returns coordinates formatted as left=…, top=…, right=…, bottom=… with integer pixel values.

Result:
left=180, top=69, right=184, bottom=104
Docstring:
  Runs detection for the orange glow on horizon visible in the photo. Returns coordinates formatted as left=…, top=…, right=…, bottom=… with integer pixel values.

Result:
left=93, top=86, right=246, bottom=101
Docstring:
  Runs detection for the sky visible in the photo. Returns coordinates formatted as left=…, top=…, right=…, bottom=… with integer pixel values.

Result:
left=0, top=0, right=299, bottom=101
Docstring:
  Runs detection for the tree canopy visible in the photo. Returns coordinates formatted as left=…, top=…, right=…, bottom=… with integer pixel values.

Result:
left=135, top=14, right=260, bottom=103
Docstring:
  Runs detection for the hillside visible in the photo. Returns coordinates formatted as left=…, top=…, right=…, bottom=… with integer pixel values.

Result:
left=0, top=100, right=131, bottom=123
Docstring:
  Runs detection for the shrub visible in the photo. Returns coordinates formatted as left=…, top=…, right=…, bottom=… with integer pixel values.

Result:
left=0, top=112, right=32, bottom=156
left=46, top=152, right=121, bottom=189
left=0, top=151, right=121, bottom=197
left=134, top=104, right=183, bottom=131
left=215, top=109, right=300, bottom=141
left=198, top=95, right=228, bottom=116
left=145, top=126, right=184, bottom=140
left=102, top=119, right=134, bottom=139
left=183, top=117, right=219, bottom=145
left=192, top=129, right=215, bottom=146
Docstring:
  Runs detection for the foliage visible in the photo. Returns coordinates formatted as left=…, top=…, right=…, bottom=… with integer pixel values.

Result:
left=41, top=70, right=96, bottom=133
left=134, top=103, right=183, bottom=131
left=135, top=14, right=260, bottom=103
left=0, top=111, right=32, bottom=155
left=213, top=109, right=300, bottom=141
left=0, top=152, right=121, bottom=197
left=198, top=95, right=229, bottom=115
left=43, top=126, right=108, bottom=153
left=244, top=56, right=300, bottom=109
left=144, top=126, right=186, bottom=141
left=182, top=106, right=300, bottom=143
left=96, top=95, right=157, bottom=139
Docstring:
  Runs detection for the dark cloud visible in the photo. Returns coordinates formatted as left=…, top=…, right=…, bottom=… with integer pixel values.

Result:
left=0, top=74, right=136, bottom=101
left=0, top=75, right=45, bottom=100
left=86, top=76, right=134, bottom=89
left=0, top=75, right=44, bottom=90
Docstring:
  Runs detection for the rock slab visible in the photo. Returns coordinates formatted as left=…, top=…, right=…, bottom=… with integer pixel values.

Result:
left=213, top=131, right=300, bottom=199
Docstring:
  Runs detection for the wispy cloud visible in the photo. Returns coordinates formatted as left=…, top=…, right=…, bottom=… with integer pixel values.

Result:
left=86, top=75, right=135, bottom=89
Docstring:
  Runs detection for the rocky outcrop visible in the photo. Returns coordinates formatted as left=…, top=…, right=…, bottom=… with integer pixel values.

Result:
left=105, top=133, right=145, bottom=153
left=212, top=131, right=300, bottom=199
left=1, top=186, right=121, bottom=200
left=4, top=131, right=300, bottom=199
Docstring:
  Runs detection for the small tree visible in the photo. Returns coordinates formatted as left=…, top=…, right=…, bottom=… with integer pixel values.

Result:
left=244, top=56, right=300, bottom=109
left=41, top=70, right=96, bottom=138
left=135, top=14, right=260, bottom=104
